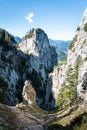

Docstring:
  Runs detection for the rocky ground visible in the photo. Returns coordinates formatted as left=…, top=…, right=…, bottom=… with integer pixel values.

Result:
left=0, top=102, right=87, bottom=130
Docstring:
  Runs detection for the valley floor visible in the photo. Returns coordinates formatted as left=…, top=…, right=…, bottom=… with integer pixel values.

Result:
left=0, top=102, right=87, bottom=130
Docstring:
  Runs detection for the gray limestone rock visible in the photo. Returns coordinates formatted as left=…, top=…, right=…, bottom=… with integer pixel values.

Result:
left=22, top=80, right=36, bottom=105
left=0, top=28, right=58, bottom=110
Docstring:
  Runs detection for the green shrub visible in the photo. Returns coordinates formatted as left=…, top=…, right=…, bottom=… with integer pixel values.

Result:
left=18, top=102, right=24, bottom=108
left=72, top=48, right=75, bottom=52
left=75, top=55, right=82, bottom=70
left=84, top=57, right=87, bottom=61
left=76, top=26, right=80, bottom=31
left=27, top=28, right=34, bottom=38
left=84, top=23, right=87, bottom=32
left=56, top=62, right=80, bottom=109
left=69, top=35, right=77, bottom=50
left=69, top=42, right=74, bottom=50
left=56, top=56, right=83, bottom=109
left=73, top=35, right=77, bottom=42
left=16, top=43, right=19, bottom=48
left=25, top=28, right=34, bottom=39
left=0, top=28, right=16, bottom=43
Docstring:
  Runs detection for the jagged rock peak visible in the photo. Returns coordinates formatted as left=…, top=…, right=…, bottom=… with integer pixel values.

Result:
left=19, top=28, right=58, bottom=75
left=19, top=28, right=50, bottom=52
left=26, top=28, right=47, bottom=35
left=23, top=28, right=49, bottom=43
left=34, top=28, right=47, bottom=35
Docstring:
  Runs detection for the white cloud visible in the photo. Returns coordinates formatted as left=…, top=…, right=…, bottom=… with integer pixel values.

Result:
left=25, top=12, right=34, bottom=23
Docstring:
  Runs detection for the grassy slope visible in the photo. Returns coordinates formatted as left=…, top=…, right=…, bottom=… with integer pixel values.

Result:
left=47, top=103, right=87, bottom=130
left=0, top=103, right=48, bottom=130
left=0, top=103, right=87, bottom=130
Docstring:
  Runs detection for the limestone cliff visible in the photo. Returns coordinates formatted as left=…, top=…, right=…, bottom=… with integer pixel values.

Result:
left=0, top=28, right=58, bottom=110
left=18, top=28, right=57, bottom=78
left=22, top=80, right=36, bottom=104
left=0, top=29, right=28, bottom=105
left=18, top=28, right=58, bottom=109
left=67, top=8, right=87, bottom=101
left=54, top=8, right=87, bottom=108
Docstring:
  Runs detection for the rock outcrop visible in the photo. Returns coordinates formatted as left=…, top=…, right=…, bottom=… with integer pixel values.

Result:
left=0, top=28, right=58, bottom=110
left=0, top=29, right=28, bottom=105
left=22, top=80, right=36, bottom=105
left=18, top=28, right=58, bottom=109
left=18, top=28, right=57, bottom=78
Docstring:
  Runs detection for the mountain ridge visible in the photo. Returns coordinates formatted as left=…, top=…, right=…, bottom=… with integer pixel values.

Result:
left=49, top=39, right=71, bottom=62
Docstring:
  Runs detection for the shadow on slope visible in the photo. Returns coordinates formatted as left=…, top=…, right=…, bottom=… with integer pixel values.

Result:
left=47, top=113, right=87, bottom=130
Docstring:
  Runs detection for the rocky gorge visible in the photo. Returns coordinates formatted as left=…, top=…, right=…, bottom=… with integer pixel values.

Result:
left=0, top=8, right=87, bottom=130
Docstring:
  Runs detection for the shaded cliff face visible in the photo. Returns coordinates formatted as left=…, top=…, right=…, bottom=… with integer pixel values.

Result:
left=0, top=29, right=28, bottom=105
left=0, top=28, right=58, bottom=110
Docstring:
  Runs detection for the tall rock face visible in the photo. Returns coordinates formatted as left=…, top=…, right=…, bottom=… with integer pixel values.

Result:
left=0, top=28, right=58, bottom=110
left=18, top=28, right=58, bottom=110
left=67, top=8, right=87, bottom=101
left=55, top=8, right=87, bottom=108
left=22, top=80, right=36, bottom=105
left=0, top=29, right=28, bottom=105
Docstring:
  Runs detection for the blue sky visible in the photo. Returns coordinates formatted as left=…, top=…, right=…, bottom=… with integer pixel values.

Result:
left=0, top=0, right=87, bottom=40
